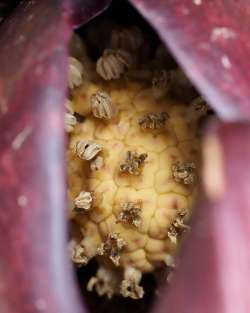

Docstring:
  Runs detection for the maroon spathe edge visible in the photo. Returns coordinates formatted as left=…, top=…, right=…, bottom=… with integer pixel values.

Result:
left=152, top=122, right=250, bottom=313
left=129, top=0, right=250, bottom=121
left=0, top=0, right=110, bottom=312
left=65, top=0, right=112, bottom=28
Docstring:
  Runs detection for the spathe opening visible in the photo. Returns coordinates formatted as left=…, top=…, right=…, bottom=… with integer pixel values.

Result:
left=67, top=1, right=214, bottom=313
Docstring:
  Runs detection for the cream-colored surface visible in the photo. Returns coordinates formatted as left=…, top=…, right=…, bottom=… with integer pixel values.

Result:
left=68, top=78, right=200, bottom=273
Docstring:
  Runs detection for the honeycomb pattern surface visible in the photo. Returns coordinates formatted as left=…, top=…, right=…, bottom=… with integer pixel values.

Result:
left=68, top=78, right=200, bottom=273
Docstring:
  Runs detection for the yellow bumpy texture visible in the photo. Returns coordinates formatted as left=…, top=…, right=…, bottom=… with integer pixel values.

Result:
left=68, top=78, right=200, bottom=297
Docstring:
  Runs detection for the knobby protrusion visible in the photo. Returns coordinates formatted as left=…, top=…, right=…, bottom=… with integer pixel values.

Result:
left=90, top=156, right=104, bottom=171
left=75, top=140, right=102, bottom=161
left=167, top=209, right=190, bottom=244
left=120, top=151, right=148, bottom=176
left=117, top=201, right=142, bottom=228
left=74, top=191, right=93, bottom=212
left=96, top=49, right=133, bottom=80
left=68, top=56, right=86, bottom=89
left=71, top=241, right=88, bottom=267
left=90, top=91, right=117, bottom=119
left=87, top=266, right=119, bottom=299
left=172, top=162, right=196, bottom=185
left=120, top=267, right=144, bottom=299
left=97, top=233, right=126, bottom=266
left=65, top=112, right=77, bottom=133
left=164, top=253, right=176, bottom=268
left=138, top=112, right=169, bottom=129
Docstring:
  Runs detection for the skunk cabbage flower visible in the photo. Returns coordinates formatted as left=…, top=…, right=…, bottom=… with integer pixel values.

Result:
left=0, top=1, right=250, bottom=313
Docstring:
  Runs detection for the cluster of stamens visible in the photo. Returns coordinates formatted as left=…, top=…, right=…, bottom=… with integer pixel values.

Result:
left=120, top=267, right=144, bottom=299
left=71, top=242, right=88, bottom=267
left=138, top=112, right=169, bottom=129
left=189, top=96, right=210, bottom=120
left=87, top=267, right=119, bottom=299
left=172, top=162, right=196, bottom=185
left=96, top=49, right=133, bottom=80
left=120, top=151, right=148, bottom=176
left=97, top=233, right=126, bottom=266
left=90, top=91, right=117, bottom=119
left=117, top=201, right=142, bottom=228
left=167, top=209, right=190, bottom=244
left=75, top=140, right=102, bottom=161
left=74, top=191, right=93, bottom=212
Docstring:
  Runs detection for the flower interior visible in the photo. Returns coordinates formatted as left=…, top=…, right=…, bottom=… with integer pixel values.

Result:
left=66, top=1, right=213, bottom=311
